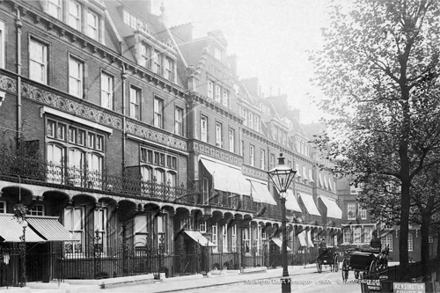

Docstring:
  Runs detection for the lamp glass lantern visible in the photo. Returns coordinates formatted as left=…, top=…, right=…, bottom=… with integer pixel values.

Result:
left=268, top=154, right=296, bottom=195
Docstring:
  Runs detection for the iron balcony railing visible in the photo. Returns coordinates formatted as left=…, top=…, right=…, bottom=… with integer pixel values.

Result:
left=0, top=153, right=259, bottom=213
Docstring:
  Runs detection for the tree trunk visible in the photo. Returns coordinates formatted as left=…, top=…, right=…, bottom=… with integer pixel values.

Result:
left=420, top=212, right=431, bottom=281
left=399, top=180, right=410, bottom=281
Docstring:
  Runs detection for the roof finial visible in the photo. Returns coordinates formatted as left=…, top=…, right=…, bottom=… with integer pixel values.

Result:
left=160, top=1, right=166, bottom=14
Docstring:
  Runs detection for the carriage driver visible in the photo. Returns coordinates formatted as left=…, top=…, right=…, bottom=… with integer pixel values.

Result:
left=370, top=230, right=382, bottom=252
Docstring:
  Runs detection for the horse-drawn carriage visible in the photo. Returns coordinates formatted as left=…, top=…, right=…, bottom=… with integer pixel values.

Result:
left=316, top=246, right=340, bottom=273
left=341, top=245, right=389, bottom=281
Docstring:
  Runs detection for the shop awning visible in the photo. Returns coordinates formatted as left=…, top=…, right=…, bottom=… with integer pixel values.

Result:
left=299, top=193, right=321, bottom=216
left=271, top=238, right=292, bottom=251
left=297, top=231, right=307, bottom=247
left=249, top=180, right=276, bottom=205
left=27, top=216, right=72, bottom=241
left=285, top=190, right=302, bottom=212
left=184, top=230, right=216, bottom=247
left=0, top=214, right=45, bottom=242
left=200, top=158, right=250, bottom=195
left=319, top=196, right=342, bottom=219
left=306, top=230, right=314, bottom=248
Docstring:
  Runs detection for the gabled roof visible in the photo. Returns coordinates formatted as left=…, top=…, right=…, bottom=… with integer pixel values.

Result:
left=208, top=30, right=228, bottom=47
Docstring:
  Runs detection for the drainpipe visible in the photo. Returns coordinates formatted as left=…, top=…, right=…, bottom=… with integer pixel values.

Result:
left=121, top=65, right=127, bottom=173
left=15, top=6, right=22, bottom=146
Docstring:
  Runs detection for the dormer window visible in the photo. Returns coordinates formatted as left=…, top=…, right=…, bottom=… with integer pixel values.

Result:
left=48, top=0, right=62, bottom=20
left=87, top=11, right=99, bottom=40
left=153, top=50, right=162, bottom=75
left=141, top=43, right=152, bottom=69
left=68, top=1, right=81, bottom=30
left=214, top=47, right=222, bottom=61
left=164, top=57, right=174, bottom=81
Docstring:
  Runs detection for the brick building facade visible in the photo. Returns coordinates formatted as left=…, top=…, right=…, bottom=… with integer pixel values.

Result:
left=0, top=0, right=343, bottom=285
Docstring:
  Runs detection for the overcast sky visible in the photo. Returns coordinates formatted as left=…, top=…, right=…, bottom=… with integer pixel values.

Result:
left=151, top=0, right=330, bottom=124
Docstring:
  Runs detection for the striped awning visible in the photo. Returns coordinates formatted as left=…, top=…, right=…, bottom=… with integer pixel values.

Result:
left=184, top=230, right=216, bottom=247
left=271, top=238, right=292, bottom=251
left=0, top=214, right=45, bottom=242
left=299, top=193, right=321, bottom=216
left=249, top=180, right=277, bottom=205
left=200, top=158, right=250, bottom=195
left=27, top=216, right=72, bottom=241
left=285, top=190, right=302, bottom=212
left=319, top=196, right=342, bottom=219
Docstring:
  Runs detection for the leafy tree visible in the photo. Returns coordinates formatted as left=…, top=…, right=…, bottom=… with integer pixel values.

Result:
left=310, top=0, right=440, bottom=280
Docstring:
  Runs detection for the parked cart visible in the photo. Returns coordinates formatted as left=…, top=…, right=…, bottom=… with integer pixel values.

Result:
left=341, top=246, right=389, bottom=282
left=316, top=246, right=339, bottom=273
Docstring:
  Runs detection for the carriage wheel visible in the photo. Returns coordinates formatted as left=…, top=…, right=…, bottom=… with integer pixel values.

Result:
left=333, top=255, right=339, bottom=272
left=354, top=271, right=360, bottom=279
left=369, top=259, right=378, bottom=275
left=316, top=259, right=322, bottom=273
left=341, top=258, right=349, bottom=282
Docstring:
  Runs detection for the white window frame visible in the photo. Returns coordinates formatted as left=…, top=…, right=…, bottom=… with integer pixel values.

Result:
left=242, top=227, right=250, bottom=254
left=153, top=50, right=162, bottom=75
left=249, top=145, right=255, bottom=167
left=222, top=89, right=228, bottom=107
left=164, top=57, right=174, bottom=81
left=201, top=116, right=208, bottom=142
left=364, top=227, right=372, bottom=244
left=134, top=214, right=148, bottom=247
left=141, top=43, right=151, bottom=68
left=347, top=203, right=357, bottom=220
left=343, top=228, right=351, bottom=244
left=27, top=204, right=45, bottom=216
left=222, top=225, right=228, bottom=253
left=69, top=56, right=83, bottom=98
left=208, top=80, right=214, bottom=99
left=383, top=234, right=393, bottom=252
left=358, top=207, right=367, bottom=220
left=153, top=97, right=164, bottom=128
left=129, top=86, right=140, bottom=120
left=94, top=207, right=107, bottom=255
left=101, top=72, right=113, bottom=109
left=215, top=122, right=222, bottom=147
left=260, top=149, right=265, bottom=170
left=48, top=0, right=62, bottom=20
left=231, top=225, right=237, bottom=251
left=174, top=107, right=184, bottom=136
left=68, top=0, right=81, bottom=31
left=228, top=129, right=235, bottom=152
left=64, top=206, right=84, bottom=254
left=86, top=10, right=99, bottom=40
left=29, top=38, right=48, bottom=84
left=215, top=85, right=221, bottom=103
left=212, top=224, right=218, bottom=253
left=199, top=221, right=207, bottom=233
left=353, top=227, right=361, bottom=244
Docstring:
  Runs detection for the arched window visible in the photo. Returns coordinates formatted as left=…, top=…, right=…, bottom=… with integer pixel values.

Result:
left=87, top=153, right=103, bottom=188
left=141, top=166, right=153, bottom=182
left=384, top=234, right=393, bottom=252
left=47, top=143, right=65, bottom=183
left=154, top=168, right=165, bottom=184
left=68, top=148, right=85, bottom=186
left=408, top=233, right=413, bottom=252
left=167, top=171, right=176, bottom=187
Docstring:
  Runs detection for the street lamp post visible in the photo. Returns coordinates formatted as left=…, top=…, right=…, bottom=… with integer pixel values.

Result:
left=19, top=220, right=28, bottom=287
left=268, top=154, right=296, bottom=293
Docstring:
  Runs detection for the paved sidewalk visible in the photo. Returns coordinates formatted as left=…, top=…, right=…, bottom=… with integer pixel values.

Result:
left=140, top=265, right=318, bottom=293
left=8, top=264, right=318, bottom=293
